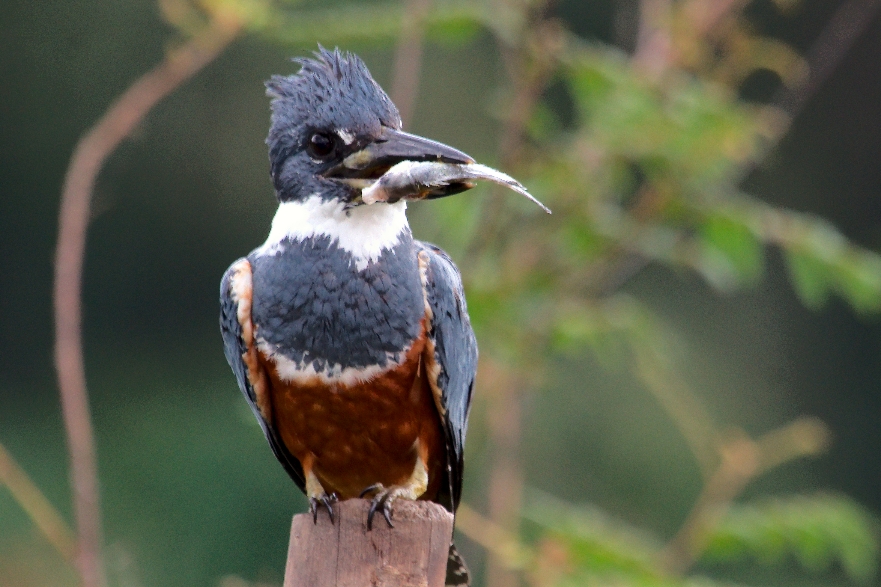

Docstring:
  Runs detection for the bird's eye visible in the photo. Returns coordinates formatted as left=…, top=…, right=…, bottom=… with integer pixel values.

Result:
left=307, top=132, right=337, bottom=159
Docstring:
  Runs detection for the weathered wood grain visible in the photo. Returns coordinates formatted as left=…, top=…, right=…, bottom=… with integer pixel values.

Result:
left=284, top=498, right=454, bottom=587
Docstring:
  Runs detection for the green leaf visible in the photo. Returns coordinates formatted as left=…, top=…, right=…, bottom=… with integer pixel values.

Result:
left=699, top=214, right=764, bottom=287
left=255, top=0, right=483, bottom=46
left=776, top=213, right=881, bottom=313
left=523, top=489, right=663, bottom=579
left=832, top=252, right=881, bottom=313
left=523, top=492, right=755, bottom=587
left=783, top=249, right=832, bottom=309
left=703, top=493, right=880, bottom=583
left=424, top=14, right=481, bottom=44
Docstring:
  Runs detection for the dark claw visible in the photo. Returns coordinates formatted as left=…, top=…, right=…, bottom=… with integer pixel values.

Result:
left=366, top=492, right=395, bottom=530
left=309, top=493, right=338, bottom=524
left=359, top=483, right=383, bottom=499
left=367, top=497, right=378, bottom=529
left=381, top=501, right=394, bottom=528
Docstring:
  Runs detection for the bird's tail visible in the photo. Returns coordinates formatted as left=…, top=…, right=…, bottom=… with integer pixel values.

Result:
left=446, top=542, right=470, bottom=586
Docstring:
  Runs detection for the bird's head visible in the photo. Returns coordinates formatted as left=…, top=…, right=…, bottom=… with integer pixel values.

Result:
left=265, top=47, right=474, bottom=206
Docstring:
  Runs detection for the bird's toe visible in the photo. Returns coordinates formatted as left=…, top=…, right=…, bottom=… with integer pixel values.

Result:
left=309, top=492, right=338, bottom=524
left=360, top=484, right=416, bottom=530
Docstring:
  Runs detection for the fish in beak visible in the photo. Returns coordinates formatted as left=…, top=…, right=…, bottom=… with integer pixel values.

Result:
left=326, top=127, right=550, bottom=213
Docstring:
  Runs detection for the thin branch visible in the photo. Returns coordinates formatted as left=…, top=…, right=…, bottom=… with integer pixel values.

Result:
left=0, top=441, right=77, bottom=564
left=486, top=386, right=525, bottom=587
left=726, top=0, right=881, bottom=191
left=657, top=417, right=831, bottom=575
left=631, top=342, right=721, bottom=477
left=390, top=0, right=432, bottom=128
left=468, top=12, right=562, bottom=587
left=54, top=16, right=241, bottom=587
left=464, top=19, right=562, bottom=264
left=775, top=0, right=881, bottom=120
left=454, top=502, right=532, bottom=570
left=657, top=434, right=758, bottom=575
left=753, top=416, right=831, bottom=474
left=473, top=357, right=529, bottom=587
left=682, top=0, right=748, bottom=39
left=632, top=0, right=672, bottom=79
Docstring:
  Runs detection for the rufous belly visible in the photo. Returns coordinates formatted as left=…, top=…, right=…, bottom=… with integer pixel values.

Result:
left=260, top=329, right=445, bottom=501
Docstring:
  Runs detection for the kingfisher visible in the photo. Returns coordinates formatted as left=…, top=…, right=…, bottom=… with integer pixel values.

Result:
left=220, top=48, right=479, bottom=585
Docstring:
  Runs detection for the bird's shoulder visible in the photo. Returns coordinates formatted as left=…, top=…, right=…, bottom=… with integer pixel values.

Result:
left=414, top=241, right=471, bottom=327
left=219, top=257, right=307, bottom=490
left=414, top=240, right=477, bottom=512
left=220, top=258, right=269, bottom=416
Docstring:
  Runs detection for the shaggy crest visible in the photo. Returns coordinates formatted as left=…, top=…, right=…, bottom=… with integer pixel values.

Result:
left=265, top=47, right=401, bottom=151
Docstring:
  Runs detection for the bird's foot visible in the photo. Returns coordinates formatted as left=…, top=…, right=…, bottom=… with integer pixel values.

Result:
left=358, top=453, right=429, bottom=530
left=308, top=491, right=338, bottom=524
left=359, top=483, right=422, bottom=530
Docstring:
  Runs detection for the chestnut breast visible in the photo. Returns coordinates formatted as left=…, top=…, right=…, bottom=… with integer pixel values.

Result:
left=260, top=322, right=445, bottom=500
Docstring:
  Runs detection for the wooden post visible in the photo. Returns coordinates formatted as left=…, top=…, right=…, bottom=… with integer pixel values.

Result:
left=284, top=499, right=454, bottom=587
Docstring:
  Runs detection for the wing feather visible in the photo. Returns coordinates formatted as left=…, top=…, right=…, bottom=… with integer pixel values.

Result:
left=417, top=243, right=478, bottom=512
left=220, top=258, right=306, bottom=492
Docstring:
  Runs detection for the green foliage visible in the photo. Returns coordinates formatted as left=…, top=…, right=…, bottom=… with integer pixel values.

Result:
left=523, top=491, right=663, bottom=581
left=522, top=494, right=740, bottom=587
left=520, top=492, right=879, bottom=586
left=704, top=494, right=880, bottom=582
left=567, top=50, right=764, bottom=194
left=697, top=212, right=764, bottom=289
left=253, top=0, right=482, bottom=46
left=785, top=247, right=831, bottom=308
left=780, top=217, right=881, bottom=313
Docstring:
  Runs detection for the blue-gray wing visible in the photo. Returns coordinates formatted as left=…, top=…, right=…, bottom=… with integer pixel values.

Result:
left=219, top=258, right=306, bottom=492
left=417, top=242, right=478, bottom=513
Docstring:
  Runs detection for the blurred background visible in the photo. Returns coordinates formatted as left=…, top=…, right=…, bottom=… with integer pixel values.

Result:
left=2, top=0, right=880, bottom=586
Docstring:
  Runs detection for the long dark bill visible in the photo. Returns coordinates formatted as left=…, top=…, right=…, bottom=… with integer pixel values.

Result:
left=328, top=127, right=474, bottom=182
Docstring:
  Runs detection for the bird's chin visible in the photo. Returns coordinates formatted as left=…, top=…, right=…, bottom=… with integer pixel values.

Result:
left=334, top=178, right=378, bottom=209
left=336, top=178, right=376, bottom=194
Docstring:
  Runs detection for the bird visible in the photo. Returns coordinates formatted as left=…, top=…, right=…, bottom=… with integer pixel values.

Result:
left=220, top=47, right=478, bottom=586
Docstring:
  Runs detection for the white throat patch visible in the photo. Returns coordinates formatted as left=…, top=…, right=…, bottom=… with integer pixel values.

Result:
left=256, top=196, right=410, bottom=271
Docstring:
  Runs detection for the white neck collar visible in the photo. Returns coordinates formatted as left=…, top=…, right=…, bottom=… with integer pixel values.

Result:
left=256, top=195, right=410, bottom=271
